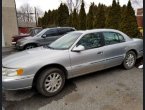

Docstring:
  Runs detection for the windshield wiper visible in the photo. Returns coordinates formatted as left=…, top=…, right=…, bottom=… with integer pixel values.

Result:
left=43, top=45, right=68, bottom=50
left=45, top=45, right=54, bottom=49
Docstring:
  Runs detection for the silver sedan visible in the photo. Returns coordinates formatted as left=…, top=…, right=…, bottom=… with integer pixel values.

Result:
left=2, top=29, right=143, bottom=96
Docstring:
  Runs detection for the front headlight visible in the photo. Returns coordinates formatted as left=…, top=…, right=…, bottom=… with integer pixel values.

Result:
left=2, top=67, right=24, bottom=77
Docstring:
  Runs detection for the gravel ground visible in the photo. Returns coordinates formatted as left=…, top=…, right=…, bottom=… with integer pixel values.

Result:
left=2, top=48, right=143, bottom=110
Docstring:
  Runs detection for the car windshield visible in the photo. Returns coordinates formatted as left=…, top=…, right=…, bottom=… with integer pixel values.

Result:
left=48, top=32, right=82, bottom=50
left=29, top=28, right=42, bottom=36
left=34, top=29, right=48, bottom=37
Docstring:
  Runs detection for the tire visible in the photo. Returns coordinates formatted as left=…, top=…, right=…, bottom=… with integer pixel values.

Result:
left=36, top=68, right=65, bottom=97
left=24, top=44, right=36, bottom=50
left=123, top=51, right=136, bottom=69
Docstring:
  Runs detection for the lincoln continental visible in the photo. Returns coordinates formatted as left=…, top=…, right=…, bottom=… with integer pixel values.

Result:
left=2, top=29, right=143, bottom=96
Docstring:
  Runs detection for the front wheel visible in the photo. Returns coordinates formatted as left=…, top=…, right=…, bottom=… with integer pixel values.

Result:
left=36, top=68, right=65, bottom=97
left=24, top=44, right=36, bottom=50
left=123, top=51, right=136, bottom=69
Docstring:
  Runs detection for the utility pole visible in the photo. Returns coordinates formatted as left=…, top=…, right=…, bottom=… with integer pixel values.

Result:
left=35, top=7, right=37, bottom=26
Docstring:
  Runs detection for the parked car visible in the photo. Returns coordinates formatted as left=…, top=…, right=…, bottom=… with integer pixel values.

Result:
left=2, top=29, right=143, bottom=96
left=15, top=27, right=76, bottom=50
left=12, top=27, right=42, bottom=45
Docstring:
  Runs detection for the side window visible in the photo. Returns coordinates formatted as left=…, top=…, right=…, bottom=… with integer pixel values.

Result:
left=76, top=33, right=102, bottom=50
left=58, top=28, right=68, bottom=35
left=44, top=29, right=58, bottom=37
left=102, top=32, right=123, bottom=45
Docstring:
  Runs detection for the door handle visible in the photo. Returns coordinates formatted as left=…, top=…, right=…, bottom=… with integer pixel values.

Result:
left=97, top=51, right=103, bottom=54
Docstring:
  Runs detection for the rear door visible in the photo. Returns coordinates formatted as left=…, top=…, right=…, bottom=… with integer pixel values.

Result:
left=101, top=31, right=126, bottom=68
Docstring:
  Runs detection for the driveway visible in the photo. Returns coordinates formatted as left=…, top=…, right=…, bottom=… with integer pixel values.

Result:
left=2, top=48, right=143, bottom=110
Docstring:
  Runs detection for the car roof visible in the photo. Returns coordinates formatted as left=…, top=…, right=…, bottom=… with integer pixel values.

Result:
left=72, top=29, right=131, bottom=41
left=74, top=29, right=124, bottom=34
left=30, top=27, right=42, bottom=29
left=44, top=27, right=75, bottom=30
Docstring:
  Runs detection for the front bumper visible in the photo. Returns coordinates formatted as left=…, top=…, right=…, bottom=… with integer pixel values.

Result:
left=2, top=75, right=34, bottom=90
left=15, top=43, right=24, bottom=50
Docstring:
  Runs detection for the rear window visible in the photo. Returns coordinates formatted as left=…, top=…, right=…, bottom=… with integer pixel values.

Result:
left=102, top=32, right=125, bottom=45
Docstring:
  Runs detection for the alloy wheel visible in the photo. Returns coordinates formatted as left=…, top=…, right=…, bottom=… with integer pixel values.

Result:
left=44, top=72, right=62, bottom=93
left=125, top=53, right=135, bottom=67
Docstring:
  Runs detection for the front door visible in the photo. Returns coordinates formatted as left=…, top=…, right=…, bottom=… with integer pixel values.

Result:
left=39, top=29, right=60, bottom=45
left=69, top=32, right=105, bottom=78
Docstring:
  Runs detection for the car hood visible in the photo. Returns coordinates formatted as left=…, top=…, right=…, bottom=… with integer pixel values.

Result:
left=12, top=34, right=30, bottom=38
left=17, top=36, right=36, bottom=43
left=19, top=36, right=34, bottom=41
left=2, top=46, right=68, bottom=68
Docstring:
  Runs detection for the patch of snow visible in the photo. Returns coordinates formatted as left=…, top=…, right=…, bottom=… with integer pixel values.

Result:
left=138, top=65, right=143, bottom=69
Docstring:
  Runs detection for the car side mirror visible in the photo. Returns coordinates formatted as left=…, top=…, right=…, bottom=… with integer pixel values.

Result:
left=72, top=45, right=85, bottom=52
left=42, top=34, right=46, bottom=38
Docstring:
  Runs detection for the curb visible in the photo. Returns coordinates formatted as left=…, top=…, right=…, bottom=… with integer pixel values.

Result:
left=2, top=47, right=15, bottom=55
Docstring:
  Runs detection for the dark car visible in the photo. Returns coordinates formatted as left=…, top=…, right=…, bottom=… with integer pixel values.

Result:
left=12, top=27, right=42, bottom=45
left=16, top=27, right=76, bottom=50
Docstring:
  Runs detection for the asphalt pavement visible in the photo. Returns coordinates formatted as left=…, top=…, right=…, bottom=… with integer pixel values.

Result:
left=2, top=47, right=143, bottom=110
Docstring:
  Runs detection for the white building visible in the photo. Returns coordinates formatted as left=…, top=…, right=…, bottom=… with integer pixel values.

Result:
left=2, top=0, right=18, bottom=47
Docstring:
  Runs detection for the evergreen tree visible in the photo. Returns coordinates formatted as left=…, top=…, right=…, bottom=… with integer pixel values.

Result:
left=119, top=0, right=140, bottom=38
left=93, top=4, right=98, bottom=17
left=47, top=10, right=52, bottom=26
left=38, top=17, right=42, bottom=27
left=115, top=0, right=121, bottom=28
left=105, top=0, right=121, bottom=29
left=86, top=3, right=94, bottom=29
left=68, top=13, right=73, bottom=27
left=105, top=6, right=111, bottom=20
left=94, top=4, right=106, bottom=28
left=48, top=9, right=58, bottom=27
left=79, top=0, right=86, bottom=30
left=58, top=3, right=69, bottom=26
left=93, top=5, right=98, bottom=28
left=119, top=5, right=127, bottom=30
left=53, top=9, right=58, bottom=26
left=120, top=5, right=127, bottom=14
left=72, top=8, right=79, bottom=29
left=42, top=11, right=49, bottom=28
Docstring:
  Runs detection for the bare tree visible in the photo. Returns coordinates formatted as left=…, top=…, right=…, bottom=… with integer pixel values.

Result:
left=17, top=4, right=34, bottom=22
left=17, top=3, right=44, bottom=25
left=35, top=7, right=44, bottom=18
left=131, top=0, right=143, bottom=8
left=65, top=0, right=82, bottom=13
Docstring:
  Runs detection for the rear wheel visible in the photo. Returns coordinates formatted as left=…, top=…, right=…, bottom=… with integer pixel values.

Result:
left=36, top=68, right=65, bottom=97
left=123, top=51, right=136, bottom=69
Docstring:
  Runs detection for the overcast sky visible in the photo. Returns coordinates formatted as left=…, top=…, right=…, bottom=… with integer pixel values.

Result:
left=15, top=0, right=143, bottom=13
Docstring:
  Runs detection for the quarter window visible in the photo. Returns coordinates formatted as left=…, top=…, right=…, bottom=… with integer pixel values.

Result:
left=117, top=33, right=125, bottom=42
left=76, top=33, right=102, bottom=50
left=102, top=32, right=125, bottom=45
